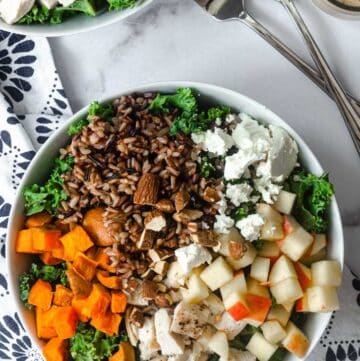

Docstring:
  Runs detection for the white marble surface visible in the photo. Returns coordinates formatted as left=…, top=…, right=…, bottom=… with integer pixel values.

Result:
left=49, top=0, right=360, bottom=274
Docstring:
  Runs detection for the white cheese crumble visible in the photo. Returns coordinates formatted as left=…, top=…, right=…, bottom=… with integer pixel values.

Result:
left=225, top=183, right=253, bottom=207
left=225, top=114, right=238, bottom=124
left=175, top=244, right=212, bottom=275
left=236, top=214, right=265, bottom=242
left=254, top=177, right=282, bottom=204
left=192, top=127, right=234, bottom=156
left=214, top=213, right=235, bottom=234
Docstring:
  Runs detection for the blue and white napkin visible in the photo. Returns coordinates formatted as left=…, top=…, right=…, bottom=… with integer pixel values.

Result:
left=0, top=31, right=359, bottom=361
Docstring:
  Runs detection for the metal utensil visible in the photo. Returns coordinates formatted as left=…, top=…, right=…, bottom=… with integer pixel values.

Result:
left=278, top=0, right=360, bottom=154
left=194, top=0, right=360, bottom=152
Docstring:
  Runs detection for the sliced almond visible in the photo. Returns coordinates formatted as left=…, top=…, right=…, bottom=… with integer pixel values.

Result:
left=155, top=199, right=175, bottom=213
left=187, top=222, right=199, bottom=233
left=133, top=173, right=160, bottom=205
left=175, top=189, right=190, bottom=212
left=203, top=186, right=221, bottom=203
left=137, top=229, right=156, bottom=250
left=142, top=280, right=159, bottom=300
left=152, top=261, right=169, bottom=276
left=148, top=249, right=173, bottom=263
left=190, top=230, right=218, bottom=247
left=228, top=240, right=247, bottom=260
left=155, top=293, right=173, bottom=308
left=125, top=307, right=139, bottom=346
left=129, top=307, right=145, bottom=328
left=145, top=210, right=166, bottom=231
left=173, top=209, right=203, bottom=224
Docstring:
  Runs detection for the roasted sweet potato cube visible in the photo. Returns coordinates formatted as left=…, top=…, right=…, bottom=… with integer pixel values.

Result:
left=32, top=228, right=62, bottom=252
left=53, top=285, right=73, bottom=307
left=111, top=292, right=127, bottom=313
left=60, top=226, right=94, bottom=261
left=73, top=252, right=98, bottom=282
left=40, top=252, right=62, bottom=265
left=43, top=337, right=68, bottom=361
left=25, top=212, right=52, bottom=228
left=36, top=307, right=58, bottom=339
left=54, top=306, right=78, bottom=339
left=72, top=296, right=91, bottom=323
left=88, top=283, right=111, bottom=318
left=90, top=311, right=122, bottom=336
left=15, top=229, right=41, bottom=254
left=28, top=279, right=53, bottom=310
left=96, top=270, right=122, bottom=290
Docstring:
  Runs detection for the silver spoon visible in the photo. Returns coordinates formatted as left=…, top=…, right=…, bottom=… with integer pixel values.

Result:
left=278, top=0, right=360, bottom=154
left=194, top=0, right=360, bottom=153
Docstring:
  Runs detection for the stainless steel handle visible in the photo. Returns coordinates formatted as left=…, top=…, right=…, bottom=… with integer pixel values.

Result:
left=239, top=14, right=360, bottom=113
left=279, top=0, right=360, bottom=155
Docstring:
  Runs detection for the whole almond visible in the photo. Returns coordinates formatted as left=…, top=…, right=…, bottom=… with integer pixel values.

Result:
left=133, top=173, right=160, bottom=205
left=203, top=186, right=221, bottom=203
left=228, top=240, right=246, bottom=260
left=156, top=199, right=175, bottom=213
left=175, top=189, right=190, bottom=212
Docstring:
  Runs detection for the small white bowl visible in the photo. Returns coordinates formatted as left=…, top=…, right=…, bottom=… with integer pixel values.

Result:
left=6, top=81, right=344, bottom=360
left=0, top=0, right=154, bottom=37
left=313, top=0, right=360, bottom=19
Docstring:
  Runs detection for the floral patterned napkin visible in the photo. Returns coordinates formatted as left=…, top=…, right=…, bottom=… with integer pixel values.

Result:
left=0, top=31, right=359, bottom=361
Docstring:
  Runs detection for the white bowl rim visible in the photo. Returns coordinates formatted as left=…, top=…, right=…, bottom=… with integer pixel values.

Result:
left=6, top=80, right=344, bottom=360
left=0, top=0, right=154, bottom=37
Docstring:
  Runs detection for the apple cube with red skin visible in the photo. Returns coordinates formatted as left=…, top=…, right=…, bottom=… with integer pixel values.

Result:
left=227, top=242, right=257, bottom=270
left=311, top=260, right=342, bottom=287
left=273, top=190, right=297, bottom=215
left=282, top=301, right=295, bottom=313
left=214, top=311, right=247, bottom=340
left=208, top=331, right=229, bottom=360
left=224, top=292, right=250, bottom=321
left=267, top=305, right=291, bottom=327
left=307, top=286, right=339, bottom=313
left=246, top=294, right=272, bottom=324
left=269, top=255, right=297, bottom=285
left=261, top=320, right=287, bottom=344
left=270, top=278, right=303, bottom=304
left=180, top=272, right=209, bottom=304
left=282, top=321, right=310, bottom=358
left=247, top=277, right=270, bottom=299
left=295, top=292, right=310, bottom=312
left=294, top=262, right=312, bottom=291
left=256, top=204, right=284, bottom=241
left=220, top=270, right=247, bottom=300
left=200, top=257, right=233, bottom=291
left=250, top=257, right=271, bottom=283
left=280, top=226, right=313, bottom=262
left=246, top=332, right=278, bottom=361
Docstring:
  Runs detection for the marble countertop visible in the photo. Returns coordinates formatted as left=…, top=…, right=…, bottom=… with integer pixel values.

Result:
left=49, top=0, right=360, bottom=274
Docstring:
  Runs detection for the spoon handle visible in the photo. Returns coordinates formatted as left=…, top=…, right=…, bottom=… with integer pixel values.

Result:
left=239, top=14, right=360, bottom=113
left=279, top=0, right=360, bottom=155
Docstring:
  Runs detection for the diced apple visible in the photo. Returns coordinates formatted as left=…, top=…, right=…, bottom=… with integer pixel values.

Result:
left=295, top=292, right=310, bottom=312
left=269, top=255, right=297, bottom=285
left=250, top=257, right=270, bottom=283
left=260, top=221, right=285, bottom=242
left=246, top=294, right=272, bottom=324
left=280, top=226, right=313, bottom=261
left=267, top=305, right=290, bottom=327
left=305, top=234, right=327, bottom=257
left=227, top=242, right=257, bottom=270
left=270, top=278, right=303, bottom=304
left=197, top=325, right=217, bottom=349
left=294, top=262, right=312, bottom=291
left=204, top=293, right=225, bottom=324
left=273, top=190, right=296, bottom=215
left=215, top=311, right=247, bottom=340
left=307, top=286, right=339, bottom=313
left=282, top=301, right=295, bottom=313
left=257, top=203, right=283, bottom=224
left=200, top=257, right=233, bottom=291
left=247, top=277, right=270, bottom=299
left=220, top=270, right=247, bottom=300
left=224, top=292, right=250, bottom=321
left=311, top=260, right=342, bottom=287
left=165, top=261, right=186, bottom=289
left=208, top=331, right=229, bottom=360
left=282, top=215, right=300, bottom=236
left=261, top=320, right=287, bottom=344
left=246, top=332, right=278, bottom=361
left=258, top=241, right=280, bottom=261
left=217, top=228, right=245, bottom=257
left=301, top=247, right=327, bottom=266
left=180, top=273, right=209, bottom=304
left=282, top=321, right=310, bottom=358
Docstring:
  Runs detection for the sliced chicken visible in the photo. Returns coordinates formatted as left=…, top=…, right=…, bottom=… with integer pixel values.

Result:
left=127, top=280, right=149, bottom=306
left=154, top=309, right=185, bottom=356
left=138, top=317, right=160, bottom=360
left=170, top=301, right=210, bottom=339
left=0, top=0, right=35, bottom=24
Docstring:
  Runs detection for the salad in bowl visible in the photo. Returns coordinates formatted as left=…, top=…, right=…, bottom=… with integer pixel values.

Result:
left=8, top=84, right=343, bottom=361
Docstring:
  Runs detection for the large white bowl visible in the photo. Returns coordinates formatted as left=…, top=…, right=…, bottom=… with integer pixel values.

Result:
left=0, top=0, right=154, bottom=37
left=6, top=81, right=344, bottom=360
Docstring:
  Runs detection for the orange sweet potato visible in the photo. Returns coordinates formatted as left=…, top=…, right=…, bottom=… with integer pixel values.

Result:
left=36, top=307, right=58, bottom=339
left=53, top=285, right=73, bottom=307
left=87, top=283, right=111, bottom=318
left=83, top=207, right=117, bottom=246
left=109, top=342, right=135, bottom=361
left=73, top=252, right=98, bottom=282
left=32, top=228, right=62, bottom=252
left=54, top=306, right=78, bottom=339
left=90, top=311, right=122, bottom=336
left=29, top=279, right=53, bottom=310
left=15, top=229, right=41, bottom=254
left=111, top=292, right=127, bottom=314
left=71, top=296, right=92, bottom=323
left=66, top=265, right=92, bottom=297
left=60, top=225, right=94, bottom=261
left=96, top=270, right=122, bottom=290
left=25, top=212, right=52, bottom=228
left=52, top=245, right=66, bottom=260
left=43, top=337, right=68, bottom=361
left=40, top=252, right=62, bottom=266
left=94, top=249, right=116, bottom=273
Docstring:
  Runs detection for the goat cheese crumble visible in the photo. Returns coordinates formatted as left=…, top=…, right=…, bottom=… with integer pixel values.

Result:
left=236, top=214, right=265, bottom=241
left=175, top=244, right=212, bottom=275
left=225, top=183, right=253, bottom=207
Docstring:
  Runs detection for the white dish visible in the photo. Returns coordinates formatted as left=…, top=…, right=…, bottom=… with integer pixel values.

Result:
left=0, top=0, right=154, bottom=37
left=313, top=0, right=360, bottom=19
left=6, top=81, right=344, bottom=360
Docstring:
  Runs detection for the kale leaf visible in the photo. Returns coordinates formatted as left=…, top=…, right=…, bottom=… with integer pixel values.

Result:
left=19, top=263, right=68, bottom=307
left=269, top=348, right=288, bottom=361
left=107, top=0, right=137, bottom=11
left=232, top=202, right=256, bottom=222
left=148, top=88, right=231, bottom=135
left=207, top=354, right=220, bottom=361
left=23, top=156, right=74, bottom=216
left=70, top=322, right=128, bottom=361
left=200, top=155, right=216, bottom=178
left=229, top=324, right=258, bottom=350
left=290, top=172, right=334, bottom=233
left=68, top=101, right=114, bottom=136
